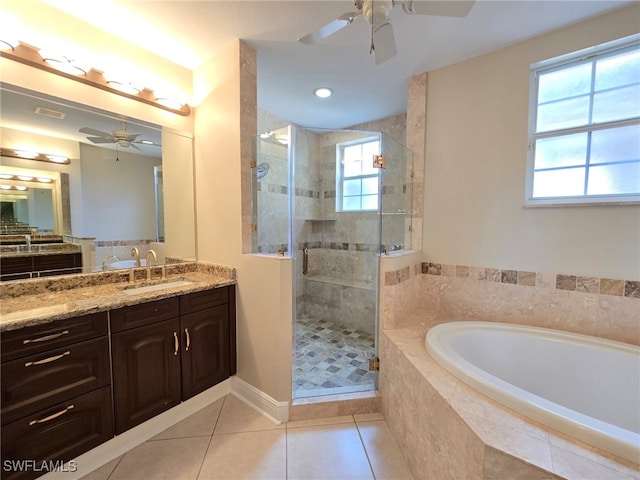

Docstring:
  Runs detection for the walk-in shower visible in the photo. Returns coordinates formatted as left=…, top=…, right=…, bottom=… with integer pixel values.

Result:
left=251, top=126, right=412, bottom=399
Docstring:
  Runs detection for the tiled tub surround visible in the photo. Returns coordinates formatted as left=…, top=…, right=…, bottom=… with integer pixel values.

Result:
left=383, top=262, right=640, bottom=345
left=379, top=261, right=639, bottom=479
left=0, top=261, right=236, bottom=331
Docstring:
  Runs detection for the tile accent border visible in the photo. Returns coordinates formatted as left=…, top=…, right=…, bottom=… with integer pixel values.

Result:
left=385, top=261, right=640, bottom=299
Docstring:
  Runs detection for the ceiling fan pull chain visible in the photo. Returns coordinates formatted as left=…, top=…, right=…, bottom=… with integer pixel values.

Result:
left=369, top=0, right=375, bottom=54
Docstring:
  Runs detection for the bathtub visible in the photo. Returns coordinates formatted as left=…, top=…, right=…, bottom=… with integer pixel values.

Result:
left=426, top=321, right=640, bottom=464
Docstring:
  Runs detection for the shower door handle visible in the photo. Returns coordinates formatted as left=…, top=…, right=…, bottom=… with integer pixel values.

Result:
left=303, top=248, right=309, bottom=275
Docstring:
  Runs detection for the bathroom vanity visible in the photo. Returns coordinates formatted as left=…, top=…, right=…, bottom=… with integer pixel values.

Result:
left=0, top=235, right=83, bottom=281
left=0, top=266, right=236, bottom=480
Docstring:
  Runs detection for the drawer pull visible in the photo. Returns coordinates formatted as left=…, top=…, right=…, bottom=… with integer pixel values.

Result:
left=23, top=330, right=70, bottom=344
left=25, top=351, right=71, bottom=367
left=29, top=405, right=75, bottom=426
left=185, top=328, right=191, bottom=351
left=173, top=331, right=179, bottom=356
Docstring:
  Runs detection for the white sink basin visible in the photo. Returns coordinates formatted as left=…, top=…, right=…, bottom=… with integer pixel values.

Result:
left=106, top=259, right=147, bottom=270
left=122, top=280, right=193, bottom=295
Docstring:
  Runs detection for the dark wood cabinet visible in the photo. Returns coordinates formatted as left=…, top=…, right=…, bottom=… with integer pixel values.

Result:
left=0, top=314, right=113, bottom=480
left=1, top=336, right=111, bottom=425
left=181, top=304, right=230, bottom=399
left=0, top=253, right=82, bottom=281
left=111, top=285, right=236, bottom=434
left=111, top=317, right=182, bottom=434
left=1, top=387, right=113, bottom=480
left=1, top=283, right=236, bottom=479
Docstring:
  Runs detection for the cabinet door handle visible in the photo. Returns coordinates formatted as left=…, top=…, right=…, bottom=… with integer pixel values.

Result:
left=173, top=331, right=179, bottom=356
left=185, top=328, right=190, bottom=351
left=29, top=405, right=74, bottom=426
left=23, top=330, right=70, bottom=344
left=25, top=351, right=71, bottom=367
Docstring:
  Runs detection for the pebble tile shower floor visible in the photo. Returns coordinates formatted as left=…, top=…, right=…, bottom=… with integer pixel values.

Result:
left=293, top=315, right=377, bottom=398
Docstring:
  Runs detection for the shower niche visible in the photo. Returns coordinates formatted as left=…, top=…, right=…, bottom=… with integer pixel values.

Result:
left=251, top=126, right=413, bottom=399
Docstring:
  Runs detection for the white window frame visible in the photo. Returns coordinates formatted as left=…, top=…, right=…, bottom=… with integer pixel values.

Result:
left=336, top=135, right=381, bottom=212
left=525, top=34, right=640, bottom=206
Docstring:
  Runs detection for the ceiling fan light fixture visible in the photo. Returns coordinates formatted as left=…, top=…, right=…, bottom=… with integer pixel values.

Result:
left=314, top=87, right=333, bottom=98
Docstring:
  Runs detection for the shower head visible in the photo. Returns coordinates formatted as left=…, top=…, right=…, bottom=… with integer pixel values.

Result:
left=257, top=162, right=270, bottom=179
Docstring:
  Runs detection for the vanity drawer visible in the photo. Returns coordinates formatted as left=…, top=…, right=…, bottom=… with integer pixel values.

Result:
left=1, top=336, right=111, bottom=426
left=1, top=312, right=108, bottom=363
left=1, top=386, right=114, bottom=480
left=110, top=297, right=180, bottom=333
left=180, top=286, right=230, bottom=315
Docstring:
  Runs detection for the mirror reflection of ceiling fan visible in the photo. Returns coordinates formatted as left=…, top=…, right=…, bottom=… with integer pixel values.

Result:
left=298, top=0, right=476, bottom=64
left=79, top=121, right=158, bottom=150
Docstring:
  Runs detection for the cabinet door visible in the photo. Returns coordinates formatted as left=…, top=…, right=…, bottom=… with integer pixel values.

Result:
left=112, top=318, right=181, bottom=434
left=181, top=304, right=230, bottom=400
left=1, top=386, right=113, bottom=480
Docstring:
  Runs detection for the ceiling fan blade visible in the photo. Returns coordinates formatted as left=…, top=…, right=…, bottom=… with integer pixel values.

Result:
left=401, top=0, right=475, bottom=17
left=79, top=126, right=112, bottom=137
left=298, top=12, right=359, bottom=44
left=373, top=22, right=397, bottom=65
left=129, top=142, right=141, bottom=151
left=124, top=133, right=141, bottom=141
left=86, top=136, right=115, bottom=144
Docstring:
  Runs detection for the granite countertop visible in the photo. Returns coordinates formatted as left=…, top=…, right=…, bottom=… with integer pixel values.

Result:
left=0, top=262, right=236, bottom=332
left=0, top=243, right=82, bottom=257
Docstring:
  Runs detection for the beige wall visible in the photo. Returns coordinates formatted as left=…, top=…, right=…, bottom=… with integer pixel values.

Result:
left=421, top=4, right=640, bottom=281
left=0, top=1, right=193, bottom=134
left=193, top=41, right=293, bottom=402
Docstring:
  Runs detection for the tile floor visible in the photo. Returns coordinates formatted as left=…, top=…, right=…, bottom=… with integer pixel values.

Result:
left=293, top=316, right=377, bottom=399
left=81, top=394, right=414, bottom=480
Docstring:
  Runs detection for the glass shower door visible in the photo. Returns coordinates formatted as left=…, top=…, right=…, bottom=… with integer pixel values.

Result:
left=292, top=127, right=380, bottom=399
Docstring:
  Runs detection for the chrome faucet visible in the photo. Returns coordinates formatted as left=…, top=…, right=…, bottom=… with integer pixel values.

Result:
left=131, top=247, right=141, bottom=267
left=145, top=249, right=157, bottom=281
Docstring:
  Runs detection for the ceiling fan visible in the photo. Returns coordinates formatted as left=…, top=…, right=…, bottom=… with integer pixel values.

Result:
left=79, top=121, right=151, bottom=150
left=298, top=0, right=476, bottom=64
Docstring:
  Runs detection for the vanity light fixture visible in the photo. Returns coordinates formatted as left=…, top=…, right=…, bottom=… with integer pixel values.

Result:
left=13, top=150, right=38, bottom=159
left=314, top=87, right=333, bottom=98
left=1, top=148, right=70, bottom=165
left=38, top=50, right=89, bottom=76
left=104, top=76, right=142, bottom=95
left=0, top=39, right=18, bottom=51
left=0, top=41, right=190, bottom=116
left=0, top=173, right=55, bottom=184
left=154, top=95, right=186, bottom=110
left=0, top=185, right=28, bottom=191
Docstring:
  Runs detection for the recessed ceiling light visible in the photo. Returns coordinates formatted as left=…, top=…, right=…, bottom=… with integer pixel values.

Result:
left=314, top=87, right=332, bottom=98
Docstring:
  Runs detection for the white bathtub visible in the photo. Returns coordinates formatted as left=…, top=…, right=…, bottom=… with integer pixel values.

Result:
left=426, top=321, right=640, bottom=464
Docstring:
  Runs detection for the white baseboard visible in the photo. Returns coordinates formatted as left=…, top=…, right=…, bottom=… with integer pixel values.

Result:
left=40, top=380, right=231, bottom=480
left=230, top=376, right=290, bottom=424
left=37, top=377, right=290, bottom=480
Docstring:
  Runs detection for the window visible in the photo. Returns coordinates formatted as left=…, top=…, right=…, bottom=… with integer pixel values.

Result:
left=527, top=36, right=640, bottom=204
left=337, top=137, right=380, bottom=211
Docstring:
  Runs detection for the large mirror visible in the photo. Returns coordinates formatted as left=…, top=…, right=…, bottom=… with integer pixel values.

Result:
left=0, top=83, right=195, bottom=279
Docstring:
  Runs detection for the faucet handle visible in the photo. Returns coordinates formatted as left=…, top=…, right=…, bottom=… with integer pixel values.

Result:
left=131, top=247, right=140, bottom=267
